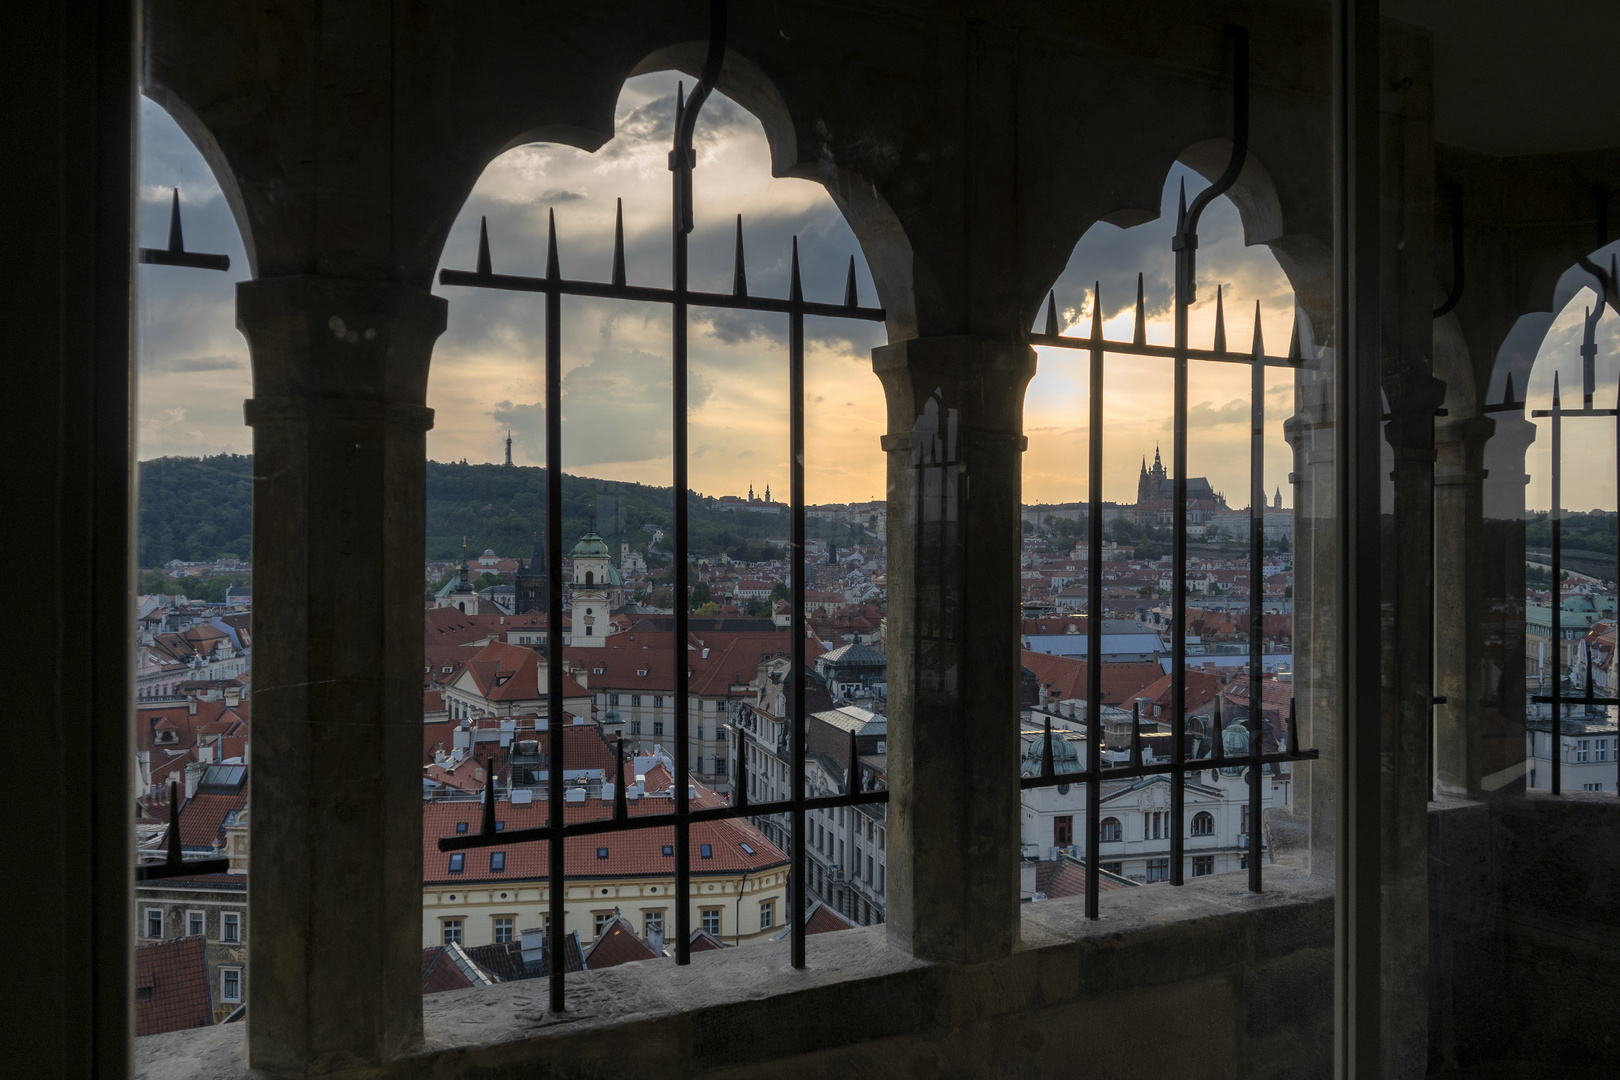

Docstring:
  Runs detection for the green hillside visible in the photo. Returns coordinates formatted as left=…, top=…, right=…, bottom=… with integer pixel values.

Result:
left=137, top=455, right=862, bottom=567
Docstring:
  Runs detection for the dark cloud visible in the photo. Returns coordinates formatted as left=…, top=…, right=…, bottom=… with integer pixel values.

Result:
left=150, top=353, right=247, bottom=374
left=539, top=188, right=587, bottom=203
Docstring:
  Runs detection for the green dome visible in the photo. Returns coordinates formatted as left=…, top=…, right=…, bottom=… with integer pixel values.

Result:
left=571, top=532, right=611, bottom=558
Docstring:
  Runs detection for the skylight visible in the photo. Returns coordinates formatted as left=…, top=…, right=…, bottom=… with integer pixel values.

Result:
left=448, top=853, right=464, bottom=873
left=455, top=822, right=468, bottom=834
left=490, top=852, right=505, bottom=872
left=597, top=847, right=609, bottom=859
left=700, top=844, right=713, bottom=858
left=740, top=842, right=756, bottom=855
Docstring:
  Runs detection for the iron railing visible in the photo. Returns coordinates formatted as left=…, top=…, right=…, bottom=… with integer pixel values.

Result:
left=135, top=191, right=233, bottom=883
left=1020, top=26, right=1317, bottom=914
left=435, top=0, right=888, bottom=1013
left=1525, top=231, right=1619, bottom=794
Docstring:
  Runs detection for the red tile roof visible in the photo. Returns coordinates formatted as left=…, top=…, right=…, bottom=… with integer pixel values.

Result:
left=423, top=782, right=786, bottom=885
left=1132, top=669, right=1226, bottom=717
left=1020, top=650, right=1165, bottom=707
left=135, top=936, right=213, bottom=1036
left=178, top=790, right=248, bottom=848
left=583, top=915, right=661, bottom=969
left=805, top=900, right=857, bottom=935
left=1034, top=857, right=1132, bottom=897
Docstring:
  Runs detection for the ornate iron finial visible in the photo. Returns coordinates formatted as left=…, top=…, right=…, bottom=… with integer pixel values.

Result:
left=1042, top=717, right=1056, bottom=781
left=546, top=208, right=560, bottom=280
left=481, top=758, right=498, bottom=836
left=1133, top=272, right=1147, bottom=346
left=732, top=214, right=748, bottom=297
left=611, top=198, right=627, bottom=287
left=1090, top=283, right=1103, bottom=341
left=789, top=236, right=803, bottom=303
left=1044, top=290, right=1060, bottom=337
left=1212, top=284, right=1227, bottom=353
left=477, top=216, right=493, bottom=276
left=844, top=256, right=859, bottom=308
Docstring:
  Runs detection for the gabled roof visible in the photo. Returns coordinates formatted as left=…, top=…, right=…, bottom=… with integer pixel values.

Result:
left=421, top=943, right=497, bottom=993
left=583, top=914, right=662, bottom=969
left=134, top=936, right=213, bottom=1036
left=818, top=642, right=887, bottom=668
left=1020, top=650, right=1164, bottom=707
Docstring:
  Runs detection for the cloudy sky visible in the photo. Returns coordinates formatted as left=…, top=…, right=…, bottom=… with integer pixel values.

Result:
left=136, top=75, right=1615, bottom=511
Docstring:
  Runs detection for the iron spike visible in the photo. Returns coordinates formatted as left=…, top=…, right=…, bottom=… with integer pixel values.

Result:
left=167, top=188, right=184, bottom=253
left=546, top=208, right=560, bottom=281
left=1090, top=282, right=1103, bottom=342
left=1212, top=696, right=1223, bottom=761
left=1131, top=700, right=1143, bottom=767
left=476, top=216, right=493, bottom=276
left=1288, top=697, right=1298, bottom=752
left=1288, top=309, right=1302, bottom=361
left=846, top=726, right=859, bottom=794
left=1251, top=301, right=1265, bottom=359
left=1503, top=372, right=1517, bottom=407
left=789, top=236, right=803, bottom=303
left=611, top=199, right=626, bottom=287
left=481, top=758, right=497, bottom=836
left=844, top=256, right=859, bottom=308
left=167, top=779, right=183, bottom=866
left=1134, top=272, right=1147, bottom=346
left=1044, top=290, right=1060, bottom=337
left=1042, top=717, right=1056, bottom=780
left=614, top=734, right=628, bottom=823
left=1212, top=284, right=1227, bottom=353
left=1553, top=370, right=1562, bottom=408
left=1176, top=178, right=1188, bottom=236
left=732, top=214, right=748, bottom=297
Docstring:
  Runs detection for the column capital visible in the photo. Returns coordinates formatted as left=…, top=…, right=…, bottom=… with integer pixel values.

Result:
left=237, top=276, right=447, bottom=407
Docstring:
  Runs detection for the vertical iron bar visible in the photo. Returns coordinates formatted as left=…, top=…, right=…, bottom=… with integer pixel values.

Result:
left=789, top=238, right=808, bottom=969
left=671, top=93, right=693, bottom=964
left=1248, top=305, right=1265, bottom=893
left=544, top=214, right=566, bottom=1014
left=1085, top=282, right=1104, bottom=918
left=1551, top=376, right=1563, bottom=795
left=1170, top=239, right=1190, bottom=889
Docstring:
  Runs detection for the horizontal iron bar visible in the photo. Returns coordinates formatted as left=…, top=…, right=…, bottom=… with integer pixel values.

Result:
left=135, top=857, right=232, bottom=881
left=436, top=789, right=890, bottom=852
left=438, top=268, right=886, bottom=322
left=1530, top=408, right=1618, bottom=418
left=139, top=248, right=231, bottom=271
left=1026, top=330, right=1300, bottom=369
left=1531, top=694, right=1620, bottom=704
left=1019, top=748, right=1319, bottom=790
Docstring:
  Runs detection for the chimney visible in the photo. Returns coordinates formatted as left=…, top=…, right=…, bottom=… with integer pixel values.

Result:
left=187, top=697, right=197, bottom=715
left=225, top=685, right=240, bottom=707
left=136, top=750, right=151, bottom=791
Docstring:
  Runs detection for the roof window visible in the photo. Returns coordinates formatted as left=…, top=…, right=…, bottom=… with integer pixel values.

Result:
left=740, top=842, right=756, bottom=855
left=596, top=847, right=609, bottom=859
left=700, top=844, right=713, bottom=858
left=455, top=822, right=468, bottom=834
left=662, top=845, right=674, bottom=857
left=490, top=852, right=505, bottom=872
left=448, top=853, right=464, bottom=874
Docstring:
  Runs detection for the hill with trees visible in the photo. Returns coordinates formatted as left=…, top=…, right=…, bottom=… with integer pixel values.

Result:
left=137, top=455, right=862, bottom=567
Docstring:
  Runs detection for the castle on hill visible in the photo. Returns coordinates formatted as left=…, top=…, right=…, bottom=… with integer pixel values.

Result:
left=1133, top=445, right=1229, bottom=526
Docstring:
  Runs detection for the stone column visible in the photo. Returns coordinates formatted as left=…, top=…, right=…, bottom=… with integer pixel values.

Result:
left=238, top=277, right=445, bottom=1074
left=1433, top=414, right=1521, bottom=796
left=876, top=336, right=1034, bottom=965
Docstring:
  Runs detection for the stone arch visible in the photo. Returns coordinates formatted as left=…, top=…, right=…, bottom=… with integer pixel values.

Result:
left=1485, top=243, right=1620, bottom=411
left=138, top=85, right=262, bottom=276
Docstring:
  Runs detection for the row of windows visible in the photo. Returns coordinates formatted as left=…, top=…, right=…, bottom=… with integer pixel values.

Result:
left=1572, top=739, right=1611, bottom=763
left=1055, top=810, right=1240, bottom=847
left=143, top=907, right=240, bottom=942
left=605, top=694, right=730, bottom=711
left=438, top=903, right=772, bottom=946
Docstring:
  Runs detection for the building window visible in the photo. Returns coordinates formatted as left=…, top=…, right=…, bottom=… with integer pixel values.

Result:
left=759, top=900, right=774, bottom=930
left=1191, top=811, right=1214, bottom=837
left=1054, top=815, right=1073, bottom=847
left=187, top=910, right=205, bottom=937
left=1192, top=855, right=1215, bottom=876
left=1101, top=862, right=1123, bottom=875
left=702, top=908, right=722, bottom=936
left=144, top=908, right=163, bottom=939
left=448, top=853, right=465, bottom=874
left=1100, top=817, right=1123, bottom=842
left=221, top=912, right=240, bottom=943
left=631, top=695, right=642, bottom=707
left=609, top=693, right=619, bottom=706
left=716, top=756, right=727, bottom=774
left=1240, top=806, right=1250, bottom=836
left=630, top=720, right=642, bottom=735
left=494, top=917, right=514, bottom=944
left=1584, top=782, right=1604, bottom=792
left=1577, top=740, right=1589, bottom=763
left=1145, top=858, right=1172, bottom=883
left=654, top=695, right=664, bottom=708
left=593, top=912, right=613, bottom=939
left=879, top=865, right=885, bottom=893
left=1145, top=811, right=1166, bottom=840
left=441, top=919, right=463, bottom=945
left=1598, top=740, right=1609, bottom=762
left=597, top=847, right=610, bottom=859
left=490, top=852, right=506, bottom=872
left=644, top=910, right=664, bottom=939
left=220, top=967, right=242, bottom=1003
left=653, top=722, right=664, bottom=736
left=700, top=844, right=713, bottom=859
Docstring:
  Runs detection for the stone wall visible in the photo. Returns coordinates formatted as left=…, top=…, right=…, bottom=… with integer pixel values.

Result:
left=136, top=869, right=1334, bottom=1080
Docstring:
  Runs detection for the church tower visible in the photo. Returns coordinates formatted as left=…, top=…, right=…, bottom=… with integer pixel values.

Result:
left=1274, top=486, right=1282, bottom=509
left=514, top=531, right=548, bottom=615
left=568, top=531, right=620, bottom=647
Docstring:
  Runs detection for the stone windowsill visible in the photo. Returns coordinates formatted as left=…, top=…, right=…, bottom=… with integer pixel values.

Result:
left=136, top=868, right=1334, bottom=1080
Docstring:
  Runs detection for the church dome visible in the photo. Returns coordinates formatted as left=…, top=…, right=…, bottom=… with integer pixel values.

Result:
left=571, top=532, right=611, bottom=558
left=1019, top=725, right=1081, bottom=777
